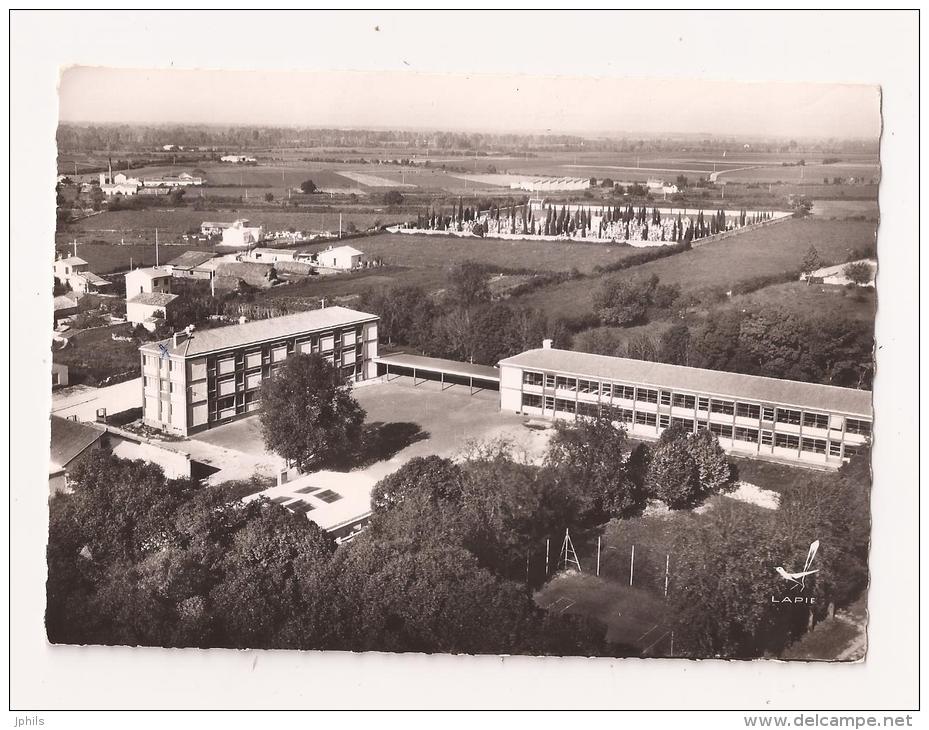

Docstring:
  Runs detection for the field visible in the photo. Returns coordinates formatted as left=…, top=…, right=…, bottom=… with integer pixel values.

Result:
left=299, top=232, right=651, bottom=274
left=725, top=280, right=877, bottom=323
left=62, top=150, right=881, bottom=198
left=259, top=266, right=449, bottom=309
left=58, top=207, right=406, bottom=247
left=511, top=218, right=878, bottom=318
left=811, top=199, right=880, bottom=219
left=55, top=242, right=163, bottom=274
left=52, top=323, right=142, bottom=386
left=718, top=162, right=880, bottom=184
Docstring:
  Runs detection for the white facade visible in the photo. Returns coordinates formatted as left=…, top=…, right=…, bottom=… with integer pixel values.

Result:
left=498, top=347, right=872, bottom=468
left=139, top=307, right=380, bottom=436
left=316, top=245, right=365, bottom=270
left=126, top=294, right=179, bottom=326
left=222, top=219, right=263, bottom=247
left=125, top=267, right=173, bottom=297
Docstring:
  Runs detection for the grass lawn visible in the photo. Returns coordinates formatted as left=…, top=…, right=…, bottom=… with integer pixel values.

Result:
left=730, top=456, right=838, bottom=494
left=510, top=218, right=878, bottom=319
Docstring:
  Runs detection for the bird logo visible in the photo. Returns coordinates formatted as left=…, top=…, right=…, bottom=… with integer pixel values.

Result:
left=775, top=540, right=820, bottom=591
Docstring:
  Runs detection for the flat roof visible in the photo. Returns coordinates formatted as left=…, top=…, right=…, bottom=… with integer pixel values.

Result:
left=498, top=348, right=872, bottom=417
left=376, top=353, right=499, bottom=381
left=141, top=305, right=378, bottom=358
left=243, top=470, right=377, bottom=533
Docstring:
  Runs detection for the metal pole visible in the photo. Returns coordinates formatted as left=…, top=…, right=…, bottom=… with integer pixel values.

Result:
left=545, top=538, right=550, bottom=575
left=597, top=537, right=601, bottom=576
left=155, top=228, right=159, bottom=267
left=629, top=545, right=635, bottom=587
left=664, top=554, right=670, bottom=597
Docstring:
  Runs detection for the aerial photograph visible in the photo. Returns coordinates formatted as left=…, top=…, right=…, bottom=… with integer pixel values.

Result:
left=44, top=65, right=883, bottom=665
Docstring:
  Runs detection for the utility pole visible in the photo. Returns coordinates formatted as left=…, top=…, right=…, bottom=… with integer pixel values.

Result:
left=664, top=554, right=670, bottom=597
left=596, top=537, right=602, bottom=576
left=155, top=228, right=159, bottom=267
left=545, top=538, right=550, bottom=575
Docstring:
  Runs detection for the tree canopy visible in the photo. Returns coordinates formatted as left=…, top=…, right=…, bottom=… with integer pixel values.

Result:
left=259, top=353, right=366, bottom=471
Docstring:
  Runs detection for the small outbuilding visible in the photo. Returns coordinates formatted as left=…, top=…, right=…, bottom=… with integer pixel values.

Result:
left=316, top=244, right=366, bottom=270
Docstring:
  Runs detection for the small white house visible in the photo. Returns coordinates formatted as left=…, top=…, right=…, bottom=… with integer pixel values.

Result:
left=316, top=245, right=366, bottom=270
left=53, top=256, right=111, bottom=294
left=125, top=267, right=173, bottom=297
left=126, top=292, right=179, bottom=327
left=201, top=221, right=233, bottom=237
left=222, top=219, right=264, bottom=247
left=54, top=256, right=89, bottom=282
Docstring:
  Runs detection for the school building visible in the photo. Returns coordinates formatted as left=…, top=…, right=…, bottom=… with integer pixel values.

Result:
left=497, top=344, right=872, bottom=467
left=138, top=306, right=379, bottom=436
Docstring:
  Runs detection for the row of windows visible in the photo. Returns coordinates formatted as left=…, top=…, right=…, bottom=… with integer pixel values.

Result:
left=520, top=393, right=857, bottom=457
left=519, top=370, right=868, bottom=433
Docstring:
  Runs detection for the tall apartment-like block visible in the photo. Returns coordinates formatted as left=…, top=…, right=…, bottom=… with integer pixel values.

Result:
left=140, top=306, right=379, bottom=436
left=498, top=347, right=872, bottom=467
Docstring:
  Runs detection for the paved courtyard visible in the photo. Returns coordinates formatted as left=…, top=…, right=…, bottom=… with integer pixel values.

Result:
left=195, top=378, right=554, bottom=528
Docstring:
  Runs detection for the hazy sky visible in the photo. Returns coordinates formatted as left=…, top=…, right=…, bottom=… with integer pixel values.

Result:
left=59, top=67, right=881, bottom=139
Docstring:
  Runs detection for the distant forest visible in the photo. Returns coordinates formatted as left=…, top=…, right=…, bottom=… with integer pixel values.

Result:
left=56, top=123, right=881, bottom=156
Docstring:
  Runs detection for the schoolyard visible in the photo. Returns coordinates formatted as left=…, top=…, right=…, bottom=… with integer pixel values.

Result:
left=189, top=377, right=548, bottom=486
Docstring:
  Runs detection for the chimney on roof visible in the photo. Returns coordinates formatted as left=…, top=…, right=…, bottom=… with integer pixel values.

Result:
left=173, top=332, right=179, bottom=348
left=542, top=338, right=553, bottom=349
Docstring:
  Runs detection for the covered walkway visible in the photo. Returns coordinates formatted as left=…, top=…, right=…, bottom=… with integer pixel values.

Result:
left=374, top=353, right=500, bottom=395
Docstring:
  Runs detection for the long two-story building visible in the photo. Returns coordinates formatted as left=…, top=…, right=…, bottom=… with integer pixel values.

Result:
left=498, top=344, right=872, bottom=467
left=139, top=306, right=379, bottom=436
